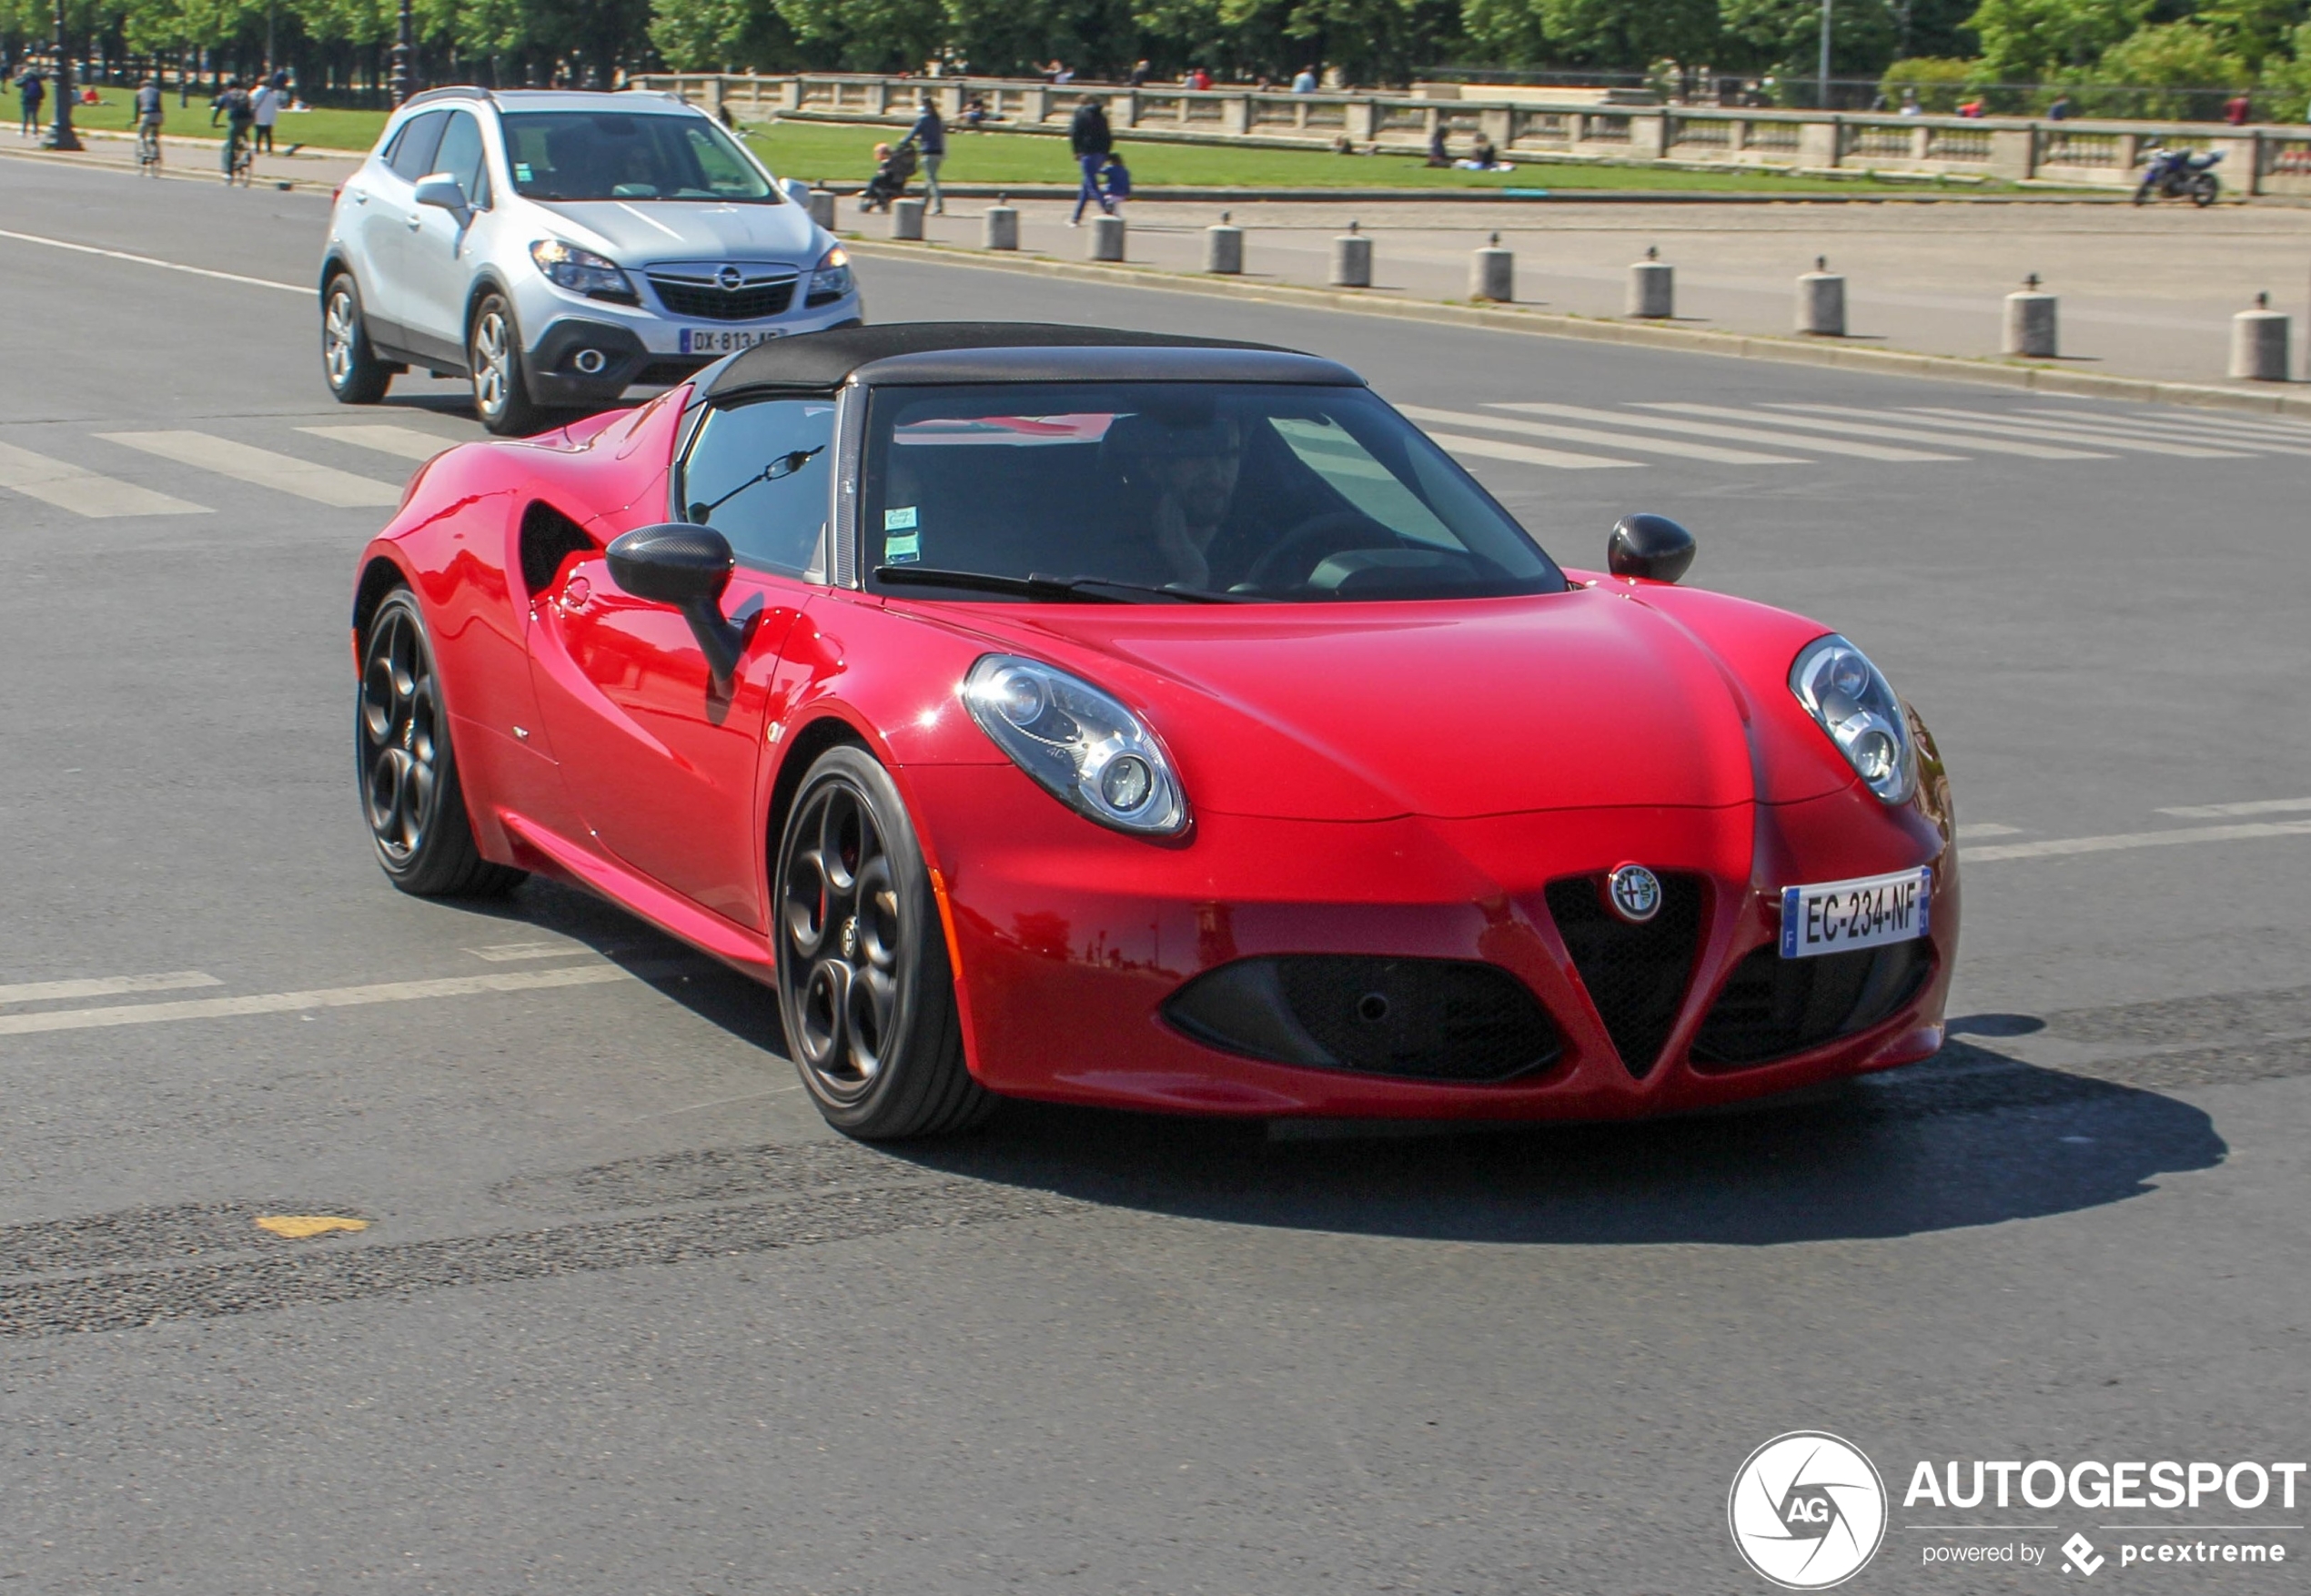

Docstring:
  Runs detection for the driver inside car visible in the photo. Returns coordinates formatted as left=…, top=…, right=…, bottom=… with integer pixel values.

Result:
left=1100, top=409, right=1252, bottom=590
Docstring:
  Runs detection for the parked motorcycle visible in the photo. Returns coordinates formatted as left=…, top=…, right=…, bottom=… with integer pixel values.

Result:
left=2134, top=144, right=2223, bottom=207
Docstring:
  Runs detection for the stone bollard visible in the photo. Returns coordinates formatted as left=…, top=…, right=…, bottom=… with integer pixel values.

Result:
left=983, top=197, right=1019, bottom=251
left=891, top=197, right=925, bottom=241
left=1796, top=255, right=1846, bottom=337
left=1470, top=232, right=1514, bottom=302
left=1089, top=212, right=1125, bottom=262
left=1627, top=246, right=1673, bottom=318
left=2230, top=292, right=2290, bottom=381
left=1206, top=210, right=1244, bottom=275
left=1331, top=220, right=1372, bottom=288
left=2003, top=273, right=2058, bottom=358
left=806, top=187, right=836, bottom=231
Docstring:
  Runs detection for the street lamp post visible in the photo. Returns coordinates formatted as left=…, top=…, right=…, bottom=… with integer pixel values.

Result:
left=1817, top=0, right=1833, bottom=112
left=42, top=0, right=81, bottom=151
left=389, top=0, right=414, bottom=105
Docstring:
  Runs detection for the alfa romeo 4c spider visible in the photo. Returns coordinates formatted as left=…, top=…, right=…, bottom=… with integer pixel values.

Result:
left=351, top=322, right=1958, bottom=1137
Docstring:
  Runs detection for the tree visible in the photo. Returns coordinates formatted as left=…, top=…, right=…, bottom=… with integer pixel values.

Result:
left=1720, top=0, right=1900, bottom=77
left=1531, top=0, right=1721, bottom=66
left=2089, top=19, right=2247, bottom=110
left=1964, top=0, right=2150, bottom=80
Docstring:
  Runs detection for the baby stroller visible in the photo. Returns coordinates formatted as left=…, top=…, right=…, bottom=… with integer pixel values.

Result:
left=859, top=139, right=918, bottom=212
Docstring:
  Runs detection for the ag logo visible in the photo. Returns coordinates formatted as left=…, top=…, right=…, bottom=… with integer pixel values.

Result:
left=1728, top=1431, right=1887, bottom=1589
left=1607, top=864, right=1662, bottom=924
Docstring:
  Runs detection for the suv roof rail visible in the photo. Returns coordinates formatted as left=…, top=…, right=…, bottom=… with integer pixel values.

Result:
left=403, top=86, right=497, bottom=107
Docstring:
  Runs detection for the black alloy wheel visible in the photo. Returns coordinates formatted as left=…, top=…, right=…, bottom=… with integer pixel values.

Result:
left=356, top=590, right=525, bottom=898
left=774, top=746, right=988, bottom=1138
left=321, top=272, right=392, bottom=405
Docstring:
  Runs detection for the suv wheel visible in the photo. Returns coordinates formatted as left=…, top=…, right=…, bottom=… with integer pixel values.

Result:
left=322, top=272, right=392, bottom=405
left=469, top=291, right=546, bottom=436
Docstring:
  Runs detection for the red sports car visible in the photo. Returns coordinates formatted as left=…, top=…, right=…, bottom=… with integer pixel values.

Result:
left=352, top=323, right=1957, bottom=1138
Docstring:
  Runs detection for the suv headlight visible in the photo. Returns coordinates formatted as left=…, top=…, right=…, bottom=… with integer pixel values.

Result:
left=964, top=655, right=1187, bottom=836
left=530, top=238, right=636, bottom=302
left=1790, top=634, right=1916, bottom=804
left=805, top=246, right=853, bottom=307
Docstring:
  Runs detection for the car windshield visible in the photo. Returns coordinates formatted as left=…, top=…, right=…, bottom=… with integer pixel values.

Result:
left=500, top=111, right=778, bottom=202
left=861, top=382, right=1565, bottom=602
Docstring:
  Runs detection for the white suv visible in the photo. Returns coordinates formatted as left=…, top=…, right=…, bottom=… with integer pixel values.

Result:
left=319, top=87, right=863, bottom=434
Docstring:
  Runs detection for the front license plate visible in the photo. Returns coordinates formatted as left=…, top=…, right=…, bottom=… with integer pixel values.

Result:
left=679, top=328, right=777, bottom=355
left=1780, top=867, right=1932, bottom=960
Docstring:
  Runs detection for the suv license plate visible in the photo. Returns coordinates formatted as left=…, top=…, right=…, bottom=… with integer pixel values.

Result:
left=680, top=328, right=778, bottom=355
left=1780, top=867, right=1931, bottom=960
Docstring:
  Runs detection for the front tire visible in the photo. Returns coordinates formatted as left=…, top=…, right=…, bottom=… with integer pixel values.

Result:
left=356, top=589, right=526, bottom=898
left=469, top=291, right=546, bottom=436
left=774, top=746, right=989, bottom=1139
left=2191, top=173, right=2220, bottom=207
left=322, top=272, right=392, bottom=405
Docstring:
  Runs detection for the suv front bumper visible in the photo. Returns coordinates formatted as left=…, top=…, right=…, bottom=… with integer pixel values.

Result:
left=517, top=288, right=865, bottom=404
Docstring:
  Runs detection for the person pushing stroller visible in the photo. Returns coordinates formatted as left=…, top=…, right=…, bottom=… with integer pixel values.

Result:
left=859, top=138, right=917, bottom=212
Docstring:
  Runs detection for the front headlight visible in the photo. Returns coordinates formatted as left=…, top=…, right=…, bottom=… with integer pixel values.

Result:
left=805, top=246, right=853, bottom=307
left=963, top=655, right=1188, bottom=836
left=530, top=238, right=636, bottom=302
left=1790, top=633, right=1917, bottom=804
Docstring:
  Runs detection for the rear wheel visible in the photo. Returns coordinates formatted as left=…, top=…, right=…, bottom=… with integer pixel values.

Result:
left=469, top=291, right=546, bottom=437
left=774, top=746, right=989, bottom=1139
left=356, top=589, right=526, bottom=898
left=2191, top=172, right=2220, bottom=207
left=322, top=272, right=392, bottom=405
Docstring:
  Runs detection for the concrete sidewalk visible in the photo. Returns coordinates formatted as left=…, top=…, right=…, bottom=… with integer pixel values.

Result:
left=1, top=128, right=361, bottom=192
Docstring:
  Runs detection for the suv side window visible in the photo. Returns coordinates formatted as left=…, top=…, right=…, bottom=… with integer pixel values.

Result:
left=432, top=110, right=489, bottom=207
left=679, top=399, right=838, bottom=578
left=385, top=110, right=449, bottom=183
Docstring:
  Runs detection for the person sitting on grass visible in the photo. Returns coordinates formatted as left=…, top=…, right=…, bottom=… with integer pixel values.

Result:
left=1426, top=124, right=1450, bottom=167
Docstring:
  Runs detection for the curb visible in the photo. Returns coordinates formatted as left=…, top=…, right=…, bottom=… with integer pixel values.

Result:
left=844, top=237, right=2311, bottom=419
left=806, top=182, right=2128, bottom=206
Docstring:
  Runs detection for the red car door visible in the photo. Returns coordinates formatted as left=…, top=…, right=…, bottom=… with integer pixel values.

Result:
left=527, top=393, right=839, bottom=930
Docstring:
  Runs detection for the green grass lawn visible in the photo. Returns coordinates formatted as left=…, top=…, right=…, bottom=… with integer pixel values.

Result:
left=73, top=94, right=388, bottom=152
left=743, top=118, right=2003, bottom=195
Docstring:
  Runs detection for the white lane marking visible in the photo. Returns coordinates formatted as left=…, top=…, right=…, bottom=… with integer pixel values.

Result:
left=1708, top=404, right=2113, bottom=460
left=0, top=226, right=308, bottom=295
left=0, top=964, right=632, bottom=1038
left=466, top=942, right=601, bottom=963
left=96, top=431, right=403, bottom=509
left=1959, top=823, right=2025, bottom=838
left=1428, top=431, right=1641, bottom=471
left=1964, top=818, right=2311, bottom=863
left=2157, top=796, right=2311, bottom=819
left=1398, top=404, right=1806, bottom=465
left=0, top=971, right=220, bottom=1007
left=1889, top=409, right=2252, bottom=459
left=2030, top=406, right=2311, bottom=443
left=297, top=424, right=464, bottom=462
left=0, top=440, right=211, bottom=518
left=2006, top=409, right=2311, bottom=457
left=1489, top=402, right=1963, bottom=461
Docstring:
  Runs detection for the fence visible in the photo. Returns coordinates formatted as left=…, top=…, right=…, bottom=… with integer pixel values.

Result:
left=633, top=71, right=2311, bottom=197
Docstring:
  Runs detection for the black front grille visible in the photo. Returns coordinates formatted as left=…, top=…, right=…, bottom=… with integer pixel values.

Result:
left=634, top=358, right=715, bottom=388
left=1544, top=874, right=1704, bottom=1078
left=1163, top=955, right=1559, bottom=1084
left=1692, top=939, right=1934, bottom=1069
left=648, top=275, right=796, bottom=321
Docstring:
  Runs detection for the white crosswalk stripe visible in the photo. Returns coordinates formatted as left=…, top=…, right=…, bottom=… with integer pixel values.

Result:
left=96, top=430, right=404, bottom=508
left=2047, top=406, right=2311, bottom=442
left=297, top=424, right=466, bottom=462
left=1398, top=405, right=1806, bottom=465
left=1670, top=404, right=2112, bottom=460
left=2006, top=409, right=2311, bottom=456
left=1488, top=402, right=1963, bottom=461
left=0, top=440, right=210, bottom=518
left=1886, top=409, right=2253, bottom=459
left=1428, top=431, right=1640, bottom=471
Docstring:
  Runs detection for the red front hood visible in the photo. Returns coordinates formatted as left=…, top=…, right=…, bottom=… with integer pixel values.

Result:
left=938, top=585, right=1858, bottom=822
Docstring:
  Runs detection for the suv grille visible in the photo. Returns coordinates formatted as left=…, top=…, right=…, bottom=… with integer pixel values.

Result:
left=1164, top=955, right=1559, bottom=1084
left=1692, top=940, right=1933, bottom=1068
left=647, top=270, right=797, bottom=322
left=1544, top=874, right=1704, bottom=1078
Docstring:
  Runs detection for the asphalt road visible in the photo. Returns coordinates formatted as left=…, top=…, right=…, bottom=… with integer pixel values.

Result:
left=2, top=157, right=2307, bottom=1595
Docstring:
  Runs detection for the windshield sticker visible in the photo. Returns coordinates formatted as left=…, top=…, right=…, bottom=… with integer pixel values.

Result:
left=884, top=532, right=921, bottom=564
left=883, top=506, right=919, bottom=530
left=513, top=162, right=533, bottom=182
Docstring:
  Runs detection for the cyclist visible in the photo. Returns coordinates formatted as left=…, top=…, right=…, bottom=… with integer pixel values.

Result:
left=209, top=76, right=253, bottom=182
left=133, top=75, right=163, bottom=171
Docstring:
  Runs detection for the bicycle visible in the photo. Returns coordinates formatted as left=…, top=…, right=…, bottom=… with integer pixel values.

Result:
left=135, top=121, right=162, bottom=176
left=223, top=127, right=253, bottom=186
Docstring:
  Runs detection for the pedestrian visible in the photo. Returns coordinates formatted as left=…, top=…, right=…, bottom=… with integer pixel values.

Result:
left=1898, top=87, right=1922, bottom=116
left=1128, top=59, right=1150, bottom=87
left=2225, top=90, right=2251, bottom=126
left=2045, top=91, right=2073, bottom=121
left=1067, top=94, right=1112, bottom=226
left=1187, top=66, right=1211, bottom=91
left=963, top=93, right=989, bottom=131
left=16, top=63, right=42, bottom=139
left=251, top=75, right=280, bottom=152
left=909, top=94, right=946, bottom=214
left=1426, top=122, right=1449, bottom=167
left=1099, top=149, right=1131, bottom=209
left=1291, top=64, right=1317, bottom=95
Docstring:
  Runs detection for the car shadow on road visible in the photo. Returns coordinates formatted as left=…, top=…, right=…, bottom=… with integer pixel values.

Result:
left=893, top=1042, right=2226, bottom=1248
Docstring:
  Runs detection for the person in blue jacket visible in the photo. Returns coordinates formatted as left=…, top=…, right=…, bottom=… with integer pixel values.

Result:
left=907, top=96, right=947, bottom=215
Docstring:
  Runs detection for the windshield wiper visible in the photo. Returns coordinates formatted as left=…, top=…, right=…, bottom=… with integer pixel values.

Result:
left=687, top=447, right=823, bottom=522
left=873, top=566, right=1252, bottom=604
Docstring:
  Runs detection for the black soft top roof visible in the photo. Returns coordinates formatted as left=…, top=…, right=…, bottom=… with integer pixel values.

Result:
left=702, top=321, right=1361, bottom=396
